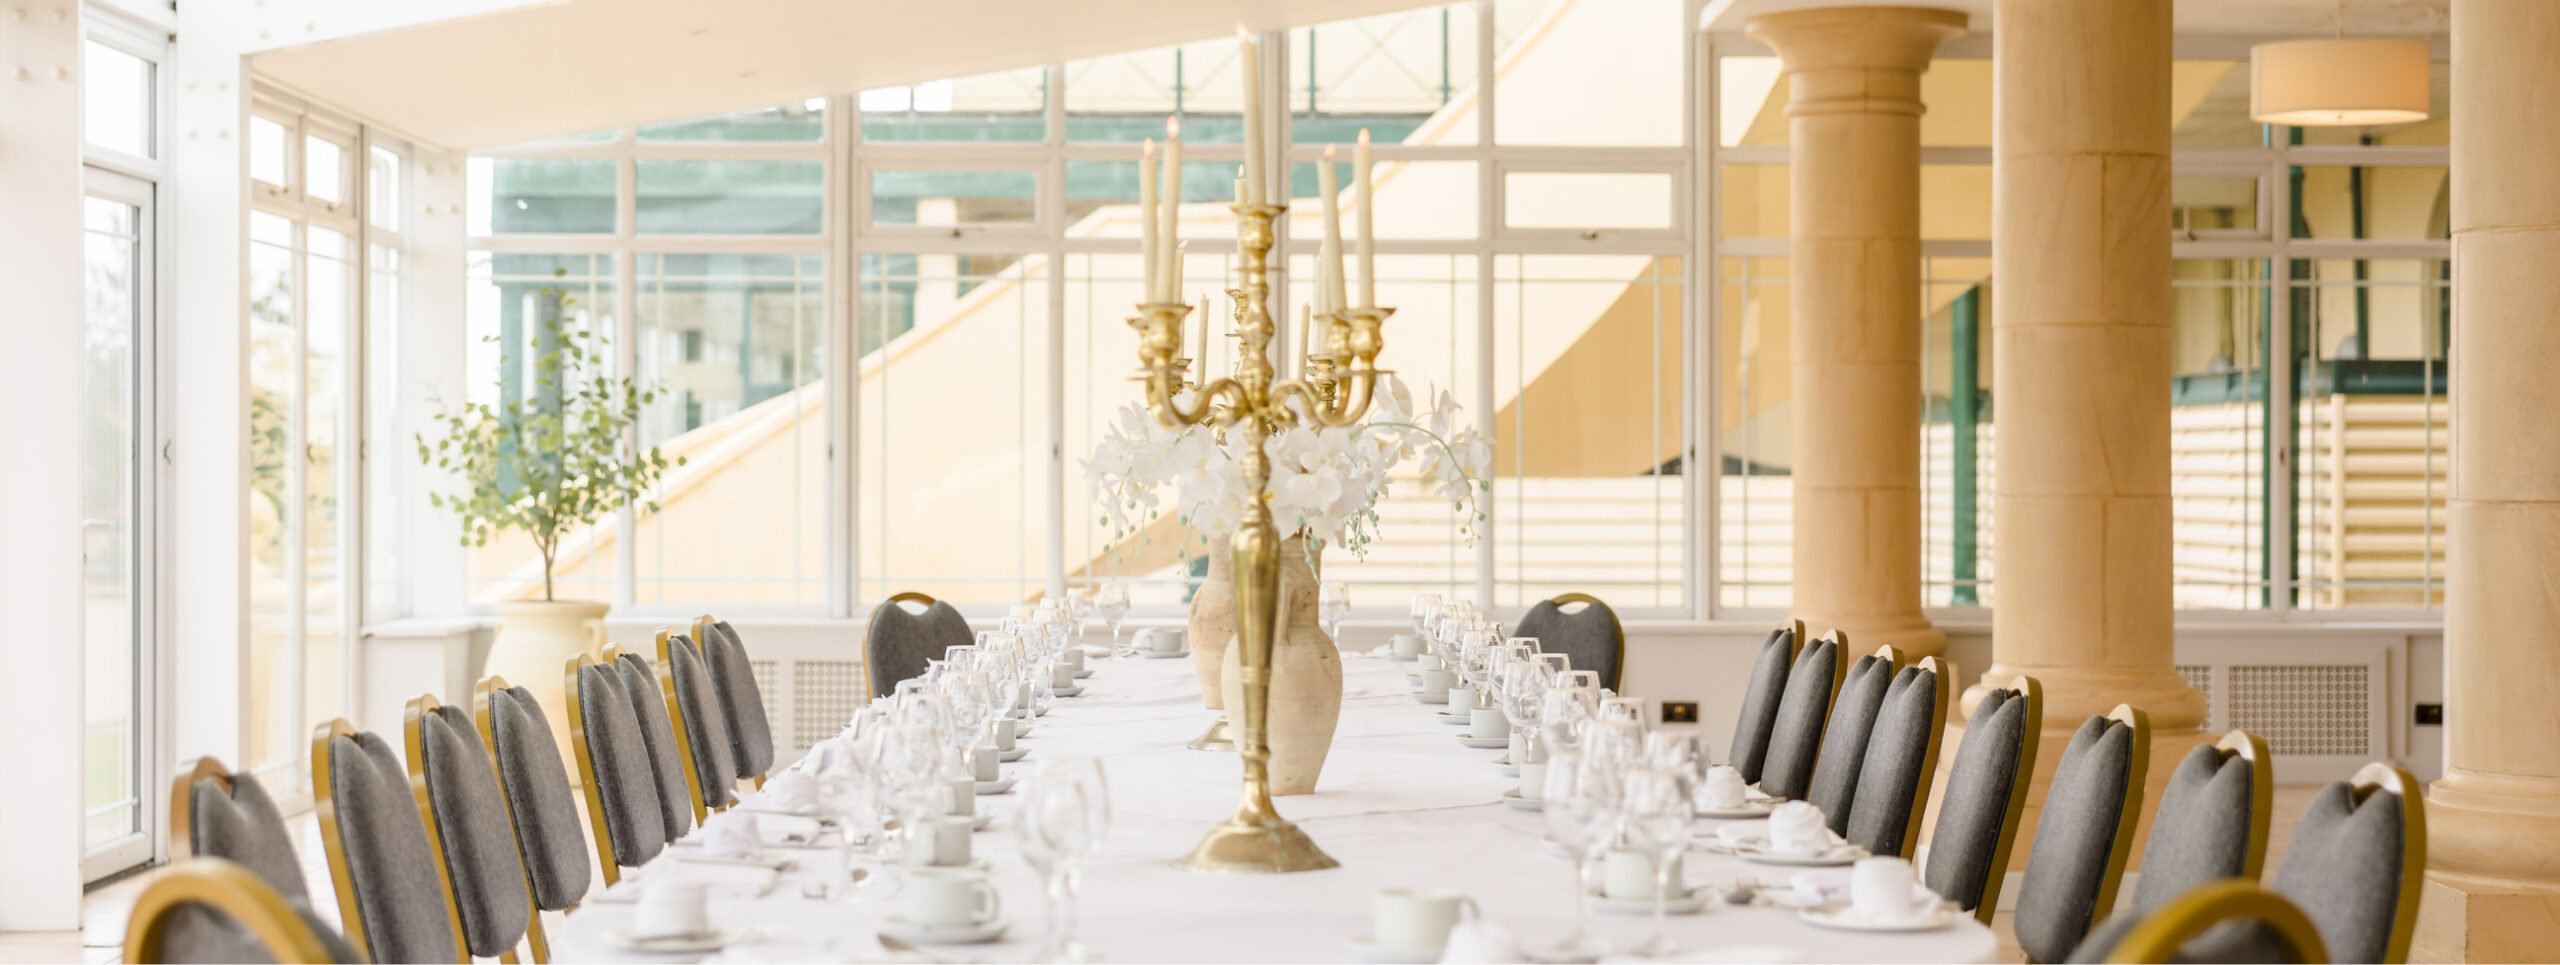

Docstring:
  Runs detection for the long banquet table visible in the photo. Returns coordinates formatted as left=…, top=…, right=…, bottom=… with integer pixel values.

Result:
left=552, top=644, right=1999, bottom=963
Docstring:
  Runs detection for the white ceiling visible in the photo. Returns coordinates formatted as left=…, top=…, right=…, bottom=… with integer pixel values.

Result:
left=1699, top=0, right=2448, bottom=35
left=249, top=0, right=1452, bottom=151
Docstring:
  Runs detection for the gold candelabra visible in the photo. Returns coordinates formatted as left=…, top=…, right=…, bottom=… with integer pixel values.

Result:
left=1132, top=201, right=1388, bottom=873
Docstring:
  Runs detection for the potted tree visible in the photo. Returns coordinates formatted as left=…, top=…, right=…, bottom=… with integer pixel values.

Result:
left=418, top=273, right=678, bottom=738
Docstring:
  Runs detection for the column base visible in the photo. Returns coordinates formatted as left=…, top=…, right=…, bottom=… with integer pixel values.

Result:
left=1925, top=699, right=2211, bottom=873
left=2412, top=873, right=2560, bottom=964
left=2411, top=771, right=2560, bottom=962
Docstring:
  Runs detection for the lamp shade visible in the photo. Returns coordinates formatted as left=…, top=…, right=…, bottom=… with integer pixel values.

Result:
left=2250, top=38, right=2430, bottom=126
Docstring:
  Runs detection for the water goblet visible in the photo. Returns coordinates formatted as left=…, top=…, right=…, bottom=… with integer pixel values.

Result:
left=1018, top=755, right=1111, bottom=962
left=1096, top=582, right=1132, bottom=656
left=1622, top=767, right=1694, bottom=957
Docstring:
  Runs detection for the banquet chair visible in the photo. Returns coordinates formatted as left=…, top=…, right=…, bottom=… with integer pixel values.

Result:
left=2255, top=762, right=2427, bottom=963
left=695, top=615, right=776, bottom=789
left=1843, top=655, right=1953, bottom=859
left=1728, top=620, right=1805, bottom=784
left=657, top=627, right=740, bottom=820
left=1755, top=629, right=1845, bottom=800
left=312, top=718, right=463, bottom=964
left=404, top=694, right=533, bottom=963
left=1923, top=674, right=2044, bottom=922
left=1806, top=644, right=1906, bottom=833
left=2014, top=704, right=2153, bottom=964
left=866, top=592, right=972, bottom=698
left=607, top=646, right=696, bottom=846
left=1509, top=593, right=1626, bottom=691
left=170, top=757, right=313, bottom=910
left=123, top=858, right=358, bottom=964
left=2067, top=881, right=2330, bottom=964
left=569, top=652, right=670, bottom=887
left=473, top=675, right=593, bottom=961
left=2061, top=729, right=2275, bottom=962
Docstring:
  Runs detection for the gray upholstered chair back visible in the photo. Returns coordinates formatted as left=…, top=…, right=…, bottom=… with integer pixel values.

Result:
left=661, top=630, right=740, bottom=818
left=1511, top=594, right=1625, bottom=691
left=573, top=657, right=669, bottom=883
left=867, top=593, right=970, bottom=698
left=1924, top=675, right=2043, bottom=921
left=700, top=618, right=777, bottom=780
left=1807, top=646, right=1904, bottom=833
left=315, top=723, right=461, bottom=964
left=612, top=649, right=697, bottom=844
left=2063, top=880, right=2330, bottom=965
left=2014, top=706, right=2152, bottom=964
left=410, top=699, right=533, bottom=959
left=175, top=760, right=312, bottom=910
left=1844, top=656, right=1951, bottom=859
left=1727, top=621, right=1802, bottom=783
left=2267, top=763, right=2425, bottom=964
left=482, top=680, right=595, bottom=917
left=123, top=858, right=360, bottom=965
left=1755, top=632, right=1842, bottom=800
left=2129, top=731, right=2272, bottom=917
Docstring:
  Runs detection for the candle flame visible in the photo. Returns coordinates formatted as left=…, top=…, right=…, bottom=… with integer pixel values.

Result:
left=1323, top=143, right=1337, bottom=160
left=1167, top=115, right=1181, bottom=138
left=1237, top=23, right=1250, bottom=40
left=1143, top=137, right=1155, bottom=156
left=1358, top=128, right=1370, bottom=146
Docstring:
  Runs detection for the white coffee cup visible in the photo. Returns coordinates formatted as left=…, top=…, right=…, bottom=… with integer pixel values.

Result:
left=988, top=718, right=1018, bottom=752
left=1701, top=764, right=1748, bottom=810
left=1373, top=887, right=1476, bottom=952
left=905, top=867, right=1002, bottom=926
left=971, top=746, right=1000, bottom=782
left=1447, top=686, right=1476, bottom=712
left=1416, top=654, right=1443, bottom=673
left=632, top=880, right=711, bottom=939
left=1050, top=662, right=1075, bottom=690
left=1517, top=762, right=1548, bottom=801
left=1417, top=668, right=1455, bottom=697
left=1392, top=634, right=1424, bottom=658
left=1140, top=628, right=1184, bottom=652
left=1067, top=648, right=1087, bottom=673
left=942, top=776, right=976, bottom=817
left=1851, top=856, right=1921, bottom=921
left=1603, top=849, right=1684, bottom=900
left=1469, top=707, right=1511, bottom=740
left=903, top=815, right=975, bottom=868
left=1507, top=732, right=1526, bottom=763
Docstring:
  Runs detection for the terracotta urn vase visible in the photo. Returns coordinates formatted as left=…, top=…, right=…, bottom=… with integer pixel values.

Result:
left=1220, top=536, right=1345, bottom=795
left=1188, top=550, right=1235, bottom=709
left=483, top=599, right=609, bottom=768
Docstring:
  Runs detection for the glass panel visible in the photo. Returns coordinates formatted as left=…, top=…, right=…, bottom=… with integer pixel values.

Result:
left=1289, top=4, right=1479, bottom=147
left=1503, top=171, right=1674, bottom=230
left=1494, top=0, right=1681, bottom=147
left=366, top=244, right=403, bottom=622
left=2170, top=259, right=2269, bottom=609
left=245, top=211, right=295, bottom=770
left=469, top=157, right=617, bottom=235
left=637, top=160, right=824, bottom=235
left=1063, top=160, right=1241, bottom=237
left=82, top=40, right=153, bottom=158
left=306, top=135, right=347, bottom=205
left=1922, top=258, right=1993, bottom=608
left=2291, top=166, right=2450, bottom=241
left=462, top=252, right=618, bottom=605
left=633, top=253, right=826, bottom=604
left=303, top=227, right=350, bottom=737
left=1723, top=163, right=1991, bottom=239
left=1719, top=163, right=1788, bottom=238
left=858, top=251, right=1043, bottom=605
left=250, top=115, right=290, bottom=186
left=2173, top=60, right=2265, bottom=150
left=2174, top=176, right=2259, bottom=234
left=862, top=68, right=1047, bottom=143
left=1493, top=254, right=1684, bottom=609
left=1285, top=159, right=1478, bottom=240
left=81, top=196, right=140, bottom=846
left=1718, top=56, right=1785, bottom=148
left=1066, top=37, right=1244, bottom=143
left=2293, top=258, right=2448, bottom=609
left=1716, top=255, right=1789, bottom=609
left=368, top=145, right=401, bottom=232
left=639, top=100, right=826, bottom=142
left=868, top=169, right=1037, bottom=227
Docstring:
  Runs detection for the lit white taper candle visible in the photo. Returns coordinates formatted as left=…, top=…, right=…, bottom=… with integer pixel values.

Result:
left=1298, top=302, right=1313, bottom=377
left=1139, top=138, right=1159, bottom=304
left=1317, top=143, right=1348, bottom=315
left=1194, top=289, right=1208, bottom=382
left=1237, top=26, right=1265, bottom=205
left=1355, top=128, right=1376, bottom=309
left=1157, top=117, right=1183, bottom=303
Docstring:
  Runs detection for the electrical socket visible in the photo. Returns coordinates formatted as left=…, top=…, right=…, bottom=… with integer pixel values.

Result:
left=2415, top=703, right=2444, bottom=725
left=1662, top=701, right=1699, bottom=724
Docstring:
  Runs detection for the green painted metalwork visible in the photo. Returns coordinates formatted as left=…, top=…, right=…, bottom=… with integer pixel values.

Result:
left=1949, top=285, right=1981, bottom=605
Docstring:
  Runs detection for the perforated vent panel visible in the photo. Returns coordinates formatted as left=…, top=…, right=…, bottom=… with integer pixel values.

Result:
left=2176, top=664, right=2212, bottom=721
left=792, top=660, right=866, bottom=750
left=2230, top=665, right=2369, bottom=756
left=751, top=659, right=780, bottom=736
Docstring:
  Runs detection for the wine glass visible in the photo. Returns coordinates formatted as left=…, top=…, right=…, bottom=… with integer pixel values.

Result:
left=1622, top=767, right=1694, bottom=957
left=1096, top=581, right=1132, bottom=656
left=1502, top=659, right=1555, bottom=762
left=1409, top=593, right=1442, bottom=635
left=1542, top=751, right=1617, bottom=962
left=1017, top=755, right=1111, bottom=962
left=1320, top=581, right=1350, bottom=641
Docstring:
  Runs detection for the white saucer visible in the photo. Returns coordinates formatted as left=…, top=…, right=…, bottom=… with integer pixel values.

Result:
left=667, top=850, right=795, bottom=870
left=1590, top=888, right=1708, bottom=915
left=1501, top=789, right=1545, bottom=812
left=1345, top=935, right=1442, bottom=964
left=1137, top=648, right=1190, bottom=659
left=965, top=810, right=994, bottom=831
left=878, top=915, right=1008, bottom=946
left=1050, top=685, right=1084, bottom=697
left=605, top=926, right=755, bottom=953
left=1498, top=760, right=1520, bottom=777
left=1413, top=692, right=1449, bottom=704
left=1073, top=668, right=1094, bottom=679
left=1457, top=734, right=1508, bottom=749
left=1796, top=905, right=1957, bottom=933
left=1695, top=800, right=1778, bottom=819
left=1436, top=711, right=1473, bottom=725
left=998, top=747, right=1029, bottom=762
left=908, top=857, right=994, bottom=873
left=974, top=778, right=1016, bottom=795
left=1739, top=843, right=1867, bottom=867
left=1388, top=653, right=1419, bottom=662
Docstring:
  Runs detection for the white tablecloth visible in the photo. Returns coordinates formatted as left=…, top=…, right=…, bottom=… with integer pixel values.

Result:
left=551, top=648, right=1999, bottom=963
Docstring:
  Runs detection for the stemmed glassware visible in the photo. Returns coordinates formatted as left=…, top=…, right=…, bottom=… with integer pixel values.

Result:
left=1017, top=755, right=1112, bottom=963
left=1542, top=751, right=1619, bottom=963
left=1409, top=593, right=1442, bottom=636
left=1502, top=658, right=1554, bottom=762
left=1319, top=582, right=1350, bottom=641
left=1096, top=582, right=1132, bottom=656
left=1622, top=767, right=1694, bottom=957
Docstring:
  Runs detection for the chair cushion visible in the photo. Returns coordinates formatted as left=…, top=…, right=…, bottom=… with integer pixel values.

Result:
left=869, top=602, right=961, bottom=698
left=190, top=773, right=311, bottom=909
left=1757, top=637, right=1839, bottom=800
left=1924, top=687, right=2029, bottom=912
left=580, top=664, right=670, bottom=867
left=615, top=655, right=696, bottom=842
left=2016, top=715, right=2138, bottom=964
left=705, top=621, right=777, bottom=778
left=667, top=635, right=740, bottom=808
left=2131, top=744, right=2258, bottom=914
left=1845, top=664, right=1939, bottom=856
left=420, top=706, right=532, bottom=957
left=1514, top=598, right=1625, bottom=691
left=1807, top=654, right=1897, bottom=833
left=2269, top=781, right=2406, bottom=964
left=1727, top=627, right=1797, bottom=784
left=328, top=731, right=460, bottom=964
left=490, top=686, right=595, bottom=909
left=154, top=901, right=364, bottom=964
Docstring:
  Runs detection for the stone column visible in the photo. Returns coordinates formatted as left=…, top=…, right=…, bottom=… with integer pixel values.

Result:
left=1746, top=5, right=1965, bottom=657
left=2416, top=1, right=2560, bottom=958
left=1949, top=0, right=2206, bottom=864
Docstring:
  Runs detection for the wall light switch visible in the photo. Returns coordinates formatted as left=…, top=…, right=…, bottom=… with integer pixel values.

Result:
left=1662, top=701, right=1698, bottom=724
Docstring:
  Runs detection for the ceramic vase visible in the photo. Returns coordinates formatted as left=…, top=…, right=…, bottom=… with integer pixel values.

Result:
left=1188, top=550, right=1235, bottom=709
left=483, top=598, right=609, bottom=771
left=1220, top=536, right=1345, bottom=795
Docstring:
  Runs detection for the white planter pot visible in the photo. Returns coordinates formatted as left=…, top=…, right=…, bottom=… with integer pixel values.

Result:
left=484, top=599, right=610, bottom=769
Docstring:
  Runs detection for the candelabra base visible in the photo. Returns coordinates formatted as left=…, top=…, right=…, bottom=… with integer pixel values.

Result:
left=1187, top=716, right=1234, bottom=751
left=1176, top=805, right=1341, bottom=873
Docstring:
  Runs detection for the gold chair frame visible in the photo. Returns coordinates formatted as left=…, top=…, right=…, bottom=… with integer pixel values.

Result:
left=563, top=652, right=626, bottom=889
left=166, top=756, right=236, bottom=862
left=2086, top=703, right=2156, bottom=937
left=654, top=628, right=721, bottom=822
left=863, top=592, right=941, bottom=700
left=1969, top=674, right=2045, bottom=924
left=124, top=858, right=334, bottom=965
left=400, top=696, right=487, bottom=964
left=2108, top=880, right=2329, bottom=964
left=2215, top=728, right=2278, bottom=883
left=472, top=674, right=566, bottom=963
left=313, top=717, right=464, bottom=963
left=2350, top=761, right=2428, bottom=964
left=1546, top=592, right=1627, bottom=691
left=1889, top=654, right=1955, bottom=861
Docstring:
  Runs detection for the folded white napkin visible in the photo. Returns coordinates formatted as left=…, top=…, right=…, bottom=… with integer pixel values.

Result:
left=1437, top=919, right=1524, bottom=964
left=1699, top=764, right=1750, bottom=809
left=1788, top=872, right=1848, bottom=906
left=1766, top=801, right=1839, bottom=855
left=698, top=810, right=764, bottom=860
left=751, top=769, right=822, bottom=815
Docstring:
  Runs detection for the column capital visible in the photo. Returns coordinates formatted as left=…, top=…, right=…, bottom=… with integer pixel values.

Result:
left=1744, top=6, right=1968, bottom=74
